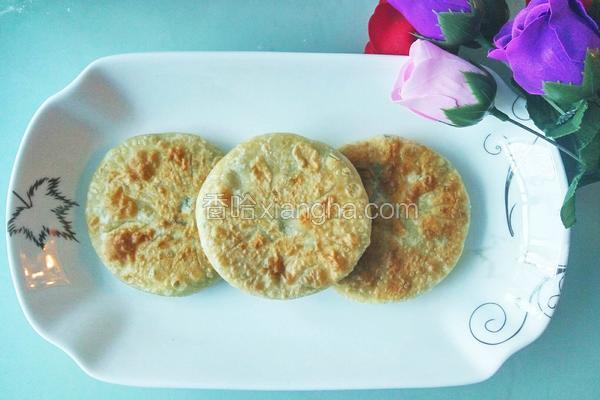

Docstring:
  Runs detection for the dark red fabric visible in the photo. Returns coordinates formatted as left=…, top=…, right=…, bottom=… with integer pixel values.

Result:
left=365, top=41, right=377, bottom=54
left=365, top=1, right=416, bottom=55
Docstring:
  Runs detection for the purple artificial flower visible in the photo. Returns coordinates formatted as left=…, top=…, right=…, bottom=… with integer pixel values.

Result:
left=388, top=0, right=472, bottom=41
left=489, top=0, right=600, bottom=95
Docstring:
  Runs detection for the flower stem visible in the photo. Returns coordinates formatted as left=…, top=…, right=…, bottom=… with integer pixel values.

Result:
left=543, top=97, right=566, bottom=114
left=489, top=107, right=582, bottom=164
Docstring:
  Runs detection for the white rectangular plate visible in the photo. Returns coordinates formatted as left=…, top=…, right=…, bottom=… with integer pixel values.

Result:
left=6, top=52, right=569, bottom=389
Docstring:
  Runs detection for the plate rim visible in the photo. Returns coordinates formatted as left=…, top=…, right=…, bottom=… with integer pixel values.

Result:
left=5, top=51, right=572, bottom=389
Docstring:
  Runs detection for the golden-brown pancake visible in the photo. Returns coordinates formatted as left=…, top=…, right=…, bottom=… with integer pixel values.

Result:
left=336, top=135, right=470, bottom=302
left=196, top=133, right=372, bottom=299
left=86, top=133, right=223, bottom=296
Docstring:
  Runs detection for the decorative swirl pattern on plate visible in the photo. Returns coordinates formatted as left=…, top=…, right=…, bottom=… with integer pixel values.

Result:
left=483, top=133, right=502, bottom=155
left=470, top=265, right=567, bottom=345
left=504, top=167, right=516, bottom=237
left=537, top=266, right=566, bottom=318
left=511, top=96, right=531, bottom=121
left=472, top=125, right=567, bottom=345
left=468, top=302, right=528, bottom=345
left=483, top=134, right=517, bottom=237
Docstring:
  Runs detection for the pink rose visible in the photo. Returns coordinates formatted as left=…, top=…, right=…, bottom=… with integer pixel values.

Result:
left=391, top=40, right=497, bottom=126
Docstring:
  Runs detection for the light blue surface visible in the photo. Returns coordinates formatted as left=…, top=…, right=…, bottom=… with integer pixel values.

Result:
left=1, top=1, right=599, bottom=399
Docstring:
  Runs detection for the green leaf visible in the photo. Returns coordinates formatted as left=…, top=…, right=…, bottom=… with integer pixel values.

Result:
left=579, top=132, right=600, bottom=170
left=443, top=71, right=497, bottom=127
left=479, top=0, right=509, bottom=41
left=543, top=50, right=600, bottom=108
left=444, top=103, right=490, bottom=126
left=526, top=96, right=596, bottom=140
left=560, top=171, right=582, bottom=228
left=525, top=93, right=560, bottom=132
left=583, top=50, right=600, bottom=97
left=581, top=170, right=600, bottom=187
left=560, top=126, right=600, bottom=228
left=546, top=100, right=588, bottom=138
left=544, top=82, right=588, bottom=109
left=519, top=64, right=600, bottom=228
left=465, top=71, right=497, bottom=105
left=575, top=100, right=600, bottom=147
left=526, top=51, right=600, bottom=228
left=437, top=1, right=482, bottom=47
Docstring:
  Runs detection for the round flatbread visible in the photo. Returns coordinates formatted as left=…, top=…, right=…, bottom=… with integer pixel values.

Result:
left=86, top=133, right=223, bottom=296
left=335, top=135, right=470, bottom=302
left=196, top=133, right=372, bottom=299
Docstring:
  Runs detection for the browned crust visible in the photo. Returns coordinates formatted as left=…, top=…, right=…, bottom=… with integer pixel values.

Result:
left=86, top=133, right=223, bottom=296
left=196, top=133, right=372, bottom=299
left=335, top=135, right=470, bottom=302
